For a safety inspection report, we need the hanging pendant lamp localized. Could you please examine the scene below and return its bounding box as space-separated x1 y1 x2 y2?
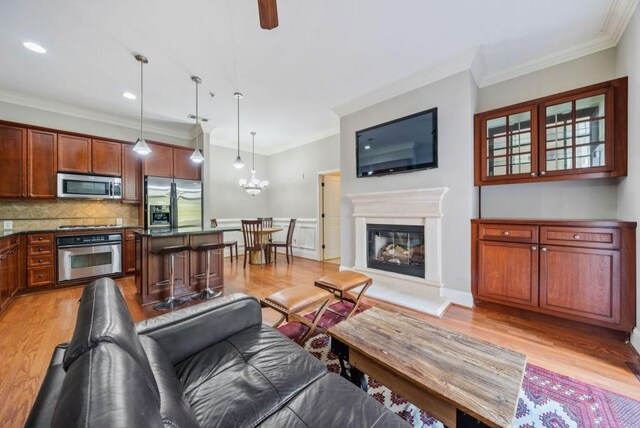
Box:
233 92 245 169
239 132 268 196
133 54 151 155
189 75 204 163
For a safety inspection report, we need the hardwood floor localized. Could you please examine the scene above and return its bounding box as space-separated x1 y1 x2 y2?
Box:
0 256 638 427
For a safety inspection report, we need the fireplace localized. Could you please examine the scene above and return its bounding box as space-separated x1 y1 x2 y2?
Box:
367 224 425 278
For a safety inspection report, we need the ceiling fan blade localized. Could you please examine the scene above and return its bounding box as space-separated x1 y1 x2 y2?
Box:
258 0 278 30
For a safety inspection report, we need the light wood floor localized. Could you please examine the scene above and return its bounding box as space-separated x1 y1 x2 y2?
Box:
0 256 638 427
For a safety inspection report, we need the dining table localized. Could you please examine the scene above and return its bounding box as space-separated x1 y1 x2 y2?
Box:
249 226 283 264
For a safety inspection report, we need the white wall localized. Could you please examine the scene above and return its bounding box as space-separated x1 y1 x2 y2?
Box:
477 48 620 219
340 71 478 301
616 6 640 347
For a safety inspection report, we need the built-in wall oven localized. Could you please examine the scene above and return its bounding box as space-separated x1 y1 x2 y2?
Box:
57 233 122 282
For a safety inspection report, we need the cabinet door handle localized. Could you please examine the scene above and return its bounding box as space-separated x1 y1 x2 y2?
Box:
541 247 548 252
530 172 536 177
38 258 43 263
502 231 510 236
573 234 581 240
540 171 546 175
38 236 43 241
38 274 43 279
531 246 537 251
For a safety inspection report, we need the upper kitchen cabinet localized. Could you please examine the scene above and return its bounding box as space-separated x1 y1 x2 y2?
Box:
58 134 91 174
143 142 173 178
91 139 122 176
122 143 141 203
173 147 202 180
28 130 57 199
0 124 27 198
474 77 627 186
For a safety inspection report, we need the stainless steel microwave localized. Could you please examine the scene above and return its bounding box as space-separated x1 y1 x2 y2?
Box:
57 173 122 199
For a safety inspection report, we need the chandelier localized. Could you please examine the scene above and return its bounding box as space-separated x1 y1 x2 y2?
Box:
239 132 268 196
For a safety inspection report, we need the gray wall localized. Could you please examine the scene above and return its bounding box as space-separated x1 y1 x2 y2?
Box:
267 134 340 218
340 71 478 296
616 7 640 333
477 48 620 219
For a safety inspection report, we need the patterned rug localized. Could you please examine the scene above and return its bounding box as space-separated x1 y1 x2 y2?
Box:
277 302 640 428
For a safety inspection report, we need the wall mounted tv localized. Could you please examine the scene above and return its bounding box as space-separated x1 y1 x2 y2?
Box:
356 107 437 178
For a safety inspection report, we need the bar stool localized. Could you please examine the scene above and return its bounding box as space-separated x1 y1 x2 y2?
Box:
192 242 225 300
153 245 190 311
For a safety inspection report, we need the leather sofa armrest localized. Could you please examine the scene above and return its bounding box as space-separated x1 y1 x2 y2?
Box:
135 293 262 364
24 344 68 428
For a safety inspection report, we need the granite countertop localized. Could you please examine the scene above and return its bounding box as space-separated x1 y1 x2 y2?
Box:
0 225 144 239
135 226 240 237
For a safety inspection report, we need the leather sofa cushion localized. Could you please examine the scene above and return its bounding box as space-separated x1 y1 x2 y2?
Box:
175 324 327 427
52 342 164 428
258 372 406 428
62 278 159 402
140 336 200 428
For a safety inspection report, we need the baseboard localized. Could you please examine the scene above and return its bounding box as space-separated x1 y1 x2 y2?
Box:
631 327 640 355
440 288 474 308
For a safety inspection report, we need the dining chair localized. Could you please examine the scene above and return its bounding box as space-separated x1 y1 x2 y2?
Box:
269 218 296 264
210 219 238 262
241 219 268 268
258 217 273 228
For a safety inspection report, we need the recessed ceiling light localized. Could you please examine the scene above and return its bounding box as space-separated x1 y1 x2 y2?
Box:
23 41 46 54
122 92 136 100
364 145 371 150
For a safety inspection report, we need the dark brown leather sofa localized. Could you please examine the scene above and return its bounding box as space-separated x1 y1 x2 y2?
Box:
25 278 405 427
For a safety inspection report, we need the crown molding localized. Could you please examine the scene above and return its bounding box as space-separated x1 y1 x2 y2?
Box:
0 88 190 140
602 0 639 43
332 49 477 118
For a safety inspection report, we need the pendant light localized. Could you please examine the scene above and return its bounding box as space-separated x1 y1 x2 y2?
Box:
233 92 245 169
133 54 151 155
189 75 204 163
239 132 269 196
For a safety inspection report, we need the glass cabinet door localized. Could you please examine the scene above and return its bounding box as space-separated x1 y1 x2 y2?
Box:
482 106 537 181
541 88 613 176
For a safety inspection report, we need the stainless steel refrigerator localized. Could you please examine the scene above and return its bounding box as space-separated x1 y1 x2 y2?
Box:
144 176 202 229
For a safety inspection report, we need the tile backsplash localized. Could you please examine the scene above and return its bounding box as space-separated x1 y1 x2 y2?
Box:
0 200 140 230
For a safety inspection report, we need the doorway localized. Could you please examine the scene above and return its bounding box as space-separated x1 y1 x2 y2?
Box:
320 172 341 263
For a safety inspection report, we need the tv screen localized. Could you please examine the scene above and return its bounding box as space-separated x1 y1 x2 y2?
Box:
356 108 437 177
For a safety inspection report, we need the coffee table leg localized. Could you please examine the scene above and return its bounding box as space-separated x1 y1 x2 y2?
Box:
456 409 490 428
350 366 368 392
330 337 368 392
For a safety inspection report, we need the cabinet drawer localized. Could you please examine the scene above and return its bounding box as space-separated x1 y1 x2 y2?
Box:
27 254 54 267
28 243 53 256
28 233 54 245
27 266 55 287
479 224 538 243
540 226 620 250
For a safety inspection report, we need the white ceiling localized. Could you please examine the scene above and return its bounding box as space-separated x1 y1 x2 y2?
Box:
0 0 635 154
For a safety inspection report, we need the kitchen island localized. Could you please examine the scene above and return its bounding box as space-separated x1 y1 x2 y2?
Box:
135 226 240 306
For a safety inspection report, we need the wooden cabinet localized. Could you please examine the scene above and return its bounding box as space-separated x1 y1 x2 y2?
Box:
122 144 141 203
0 124 27 198
474 77 627 186
472 219 636 331
91 139 122 176
26 233 55 287
173 147 202 180
0 236 21 311
124 228 141 274
58 134 91 173
143 143 174 178
28 130 58 198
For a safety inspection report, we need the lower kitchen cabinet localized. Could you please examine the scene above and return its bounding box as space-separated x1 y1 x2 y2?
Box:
124 228 142 274
472 219 636 332
0 235 22 311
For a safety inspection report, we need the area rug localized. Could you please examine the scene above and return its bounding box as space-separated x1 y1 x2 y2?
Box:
277 302 640 428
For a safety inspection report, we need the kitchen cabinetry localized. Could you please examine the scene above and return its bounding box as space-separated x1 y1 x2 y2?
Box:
143 143 174 178
0 124 27 198
28 130 58 198
471 219 636 331
173 147 202 180
26 233 55 288
58 134 91 173
124 228 142 274
91 139 122 176
0 235 21 311
122 144 141 203
474 77 627 186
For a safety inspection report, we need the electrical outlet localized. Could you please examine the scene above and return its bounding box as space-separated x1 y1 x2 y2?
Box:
116 218 123 225
3 220 13 229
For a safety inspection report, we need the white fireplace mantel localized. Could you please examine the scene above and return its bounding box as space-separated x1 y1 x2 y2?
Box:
346 187 450 316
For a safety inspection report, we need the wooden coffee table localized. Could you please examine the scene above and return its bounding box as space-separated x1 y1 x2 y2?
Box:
327 307 527 428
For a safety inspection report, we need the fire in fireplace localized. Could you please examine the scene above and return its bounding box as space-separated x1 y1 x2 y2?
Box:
367 224 425 278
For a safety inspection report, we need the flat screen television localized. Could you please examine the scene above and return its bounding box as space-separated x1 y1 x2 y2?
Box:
356 107 437 177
